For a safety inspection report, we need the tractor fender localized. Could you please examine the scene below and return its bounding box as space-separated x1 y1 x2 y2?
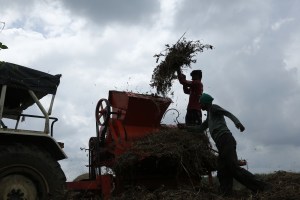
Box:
0 130 67 161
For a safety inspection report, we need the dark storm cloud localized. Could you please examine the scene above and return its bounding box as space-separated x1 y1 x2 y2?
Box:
173 0 263 32
220 16 300 146
173 0 300 39
60 0 160 26
170 0 300 149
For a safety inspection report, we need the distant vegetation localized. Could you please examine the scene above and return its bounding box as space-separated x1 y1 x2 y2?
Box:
0 42 8 50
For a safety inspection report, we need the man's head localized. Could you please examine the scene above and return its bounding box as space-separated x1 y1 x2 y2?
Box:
190 70 202 80
199 93 214 110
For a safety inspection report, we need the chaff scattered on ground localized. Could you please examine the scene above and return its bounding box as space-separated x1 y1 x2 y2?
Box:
150 37 213 96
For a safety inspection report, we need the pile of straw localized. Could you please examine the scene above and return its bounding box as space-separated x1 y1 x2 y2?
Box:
113 127 217 181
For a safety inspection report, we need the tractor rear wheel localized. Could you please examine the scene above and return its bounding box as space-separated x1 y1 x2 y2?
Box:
0 144 66 200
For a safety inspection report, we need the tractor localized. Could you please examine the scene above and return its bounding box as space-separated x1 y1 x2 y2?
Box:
0 62 66 199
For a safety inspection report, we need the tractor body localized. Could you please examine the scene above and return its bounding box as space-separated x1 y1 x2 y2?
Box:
0 62 66 199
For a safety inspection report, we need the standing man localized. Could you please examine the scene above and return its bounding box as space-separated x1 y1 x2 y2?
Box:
191 93 271 196
178 70 203 125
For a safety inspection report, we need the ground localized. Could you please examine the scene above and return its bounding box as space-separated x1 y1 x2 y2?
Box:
111 171 300 200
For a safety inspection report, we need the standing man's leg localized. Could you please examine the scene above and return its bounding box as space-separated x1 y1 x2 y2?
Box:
185 109 193 125
232 166 266 193
195 110 202 125
216 134 235 196
220 133 267 193
217 160 234 196
185 109 202 125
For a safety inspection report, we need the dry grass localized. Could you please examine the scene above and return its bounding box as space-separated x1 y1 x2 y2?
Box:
112 171 300 200
113 127 217 179
150 37 213 96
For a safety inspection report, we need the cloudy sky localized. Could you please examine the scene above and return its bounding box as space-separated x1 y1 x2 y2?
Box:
1 0 300 181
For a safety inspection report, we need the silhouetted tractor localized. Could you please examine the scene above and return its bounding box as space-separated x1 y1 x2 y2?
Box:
0 62 66 199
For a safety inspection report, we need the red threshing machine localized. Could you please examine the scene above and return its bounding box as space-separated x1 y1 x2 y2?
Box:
66 90 174 199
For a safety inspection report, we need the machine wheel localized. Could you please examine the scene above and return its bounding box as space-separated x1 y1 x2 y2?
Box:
0 144 66 200
95 98 111 126
95 98 111 143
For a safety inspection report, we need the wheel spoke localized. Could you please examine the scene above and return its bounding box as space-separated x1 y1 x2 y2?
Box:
95 99 111 126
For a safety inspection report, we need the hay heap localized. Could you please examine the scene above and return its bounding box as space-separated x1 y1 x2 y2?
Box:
255 171 300 200
150 37 213 96
113 127 217 183
112 171 300 200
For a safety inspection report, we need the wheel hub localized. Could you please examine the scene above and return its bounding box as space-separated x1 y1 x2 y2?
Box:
0 175 38 200
7 188 25 200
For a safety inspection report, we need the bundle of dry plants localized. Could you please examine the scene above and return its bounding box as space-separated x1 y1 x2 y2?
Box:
150 37 213 96
113 127 217 180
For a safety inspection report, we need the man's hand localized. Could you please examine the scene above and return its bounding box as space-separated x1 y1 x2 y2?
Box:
236 123 245 132
178 73 186 80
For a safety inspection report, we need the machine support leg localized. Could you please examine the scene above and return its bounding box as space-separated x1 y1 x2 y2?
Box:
208 171 213 185
101 175 113 200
